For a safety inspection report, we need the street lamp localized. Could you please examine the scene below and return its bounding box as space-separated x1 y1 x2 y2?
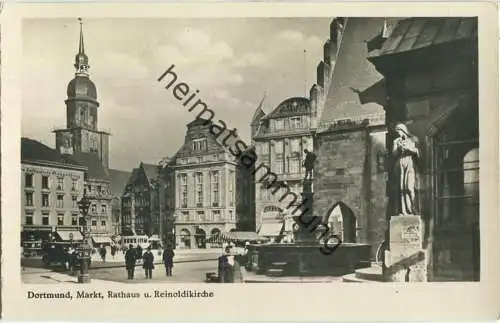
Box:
77 189 92 283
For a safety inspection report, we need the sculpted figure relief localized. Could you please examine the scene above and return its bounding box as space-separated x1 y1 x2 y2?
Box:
392 123 420 216
303 149 316 180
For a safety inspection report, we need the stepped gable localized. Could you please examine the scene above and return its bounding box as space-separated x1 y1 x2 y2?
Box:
317 18 395 133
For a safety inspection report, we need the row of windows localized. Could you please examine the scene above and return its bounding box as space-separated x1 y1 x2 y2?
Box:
24 191 108 213
257 138 312 156
24 174 79 191
179 171 232 207
272 116 310 131
24 211 106 227
178 154 225 165
192 138 208 151
178 209 234 222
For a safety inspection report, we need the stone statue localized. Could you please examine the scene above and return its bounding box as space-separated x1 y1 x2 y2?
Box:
392 123 419 215
303 149 316 180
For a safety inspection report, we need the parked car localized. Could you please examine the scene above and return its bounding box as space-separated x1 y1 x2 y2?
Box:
41 242 91 269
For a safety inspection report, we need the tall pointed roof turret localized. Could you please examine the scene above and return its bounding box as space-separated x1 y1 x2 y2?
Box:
251 92 267 123
67 17 97 101
74 17 90 76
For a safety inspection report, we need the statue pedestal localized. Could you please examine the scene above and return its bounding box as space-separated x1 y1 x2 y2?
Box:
384 215 428 282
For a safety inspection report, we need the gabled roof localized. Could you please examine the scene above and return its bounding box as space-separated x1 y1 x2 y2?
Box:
21 137 83 168
73 152 110 181
378 17 477 56
141 162 159 184
317 18 389 133
126 168 141 186
251 94 267 124
108 169 131 197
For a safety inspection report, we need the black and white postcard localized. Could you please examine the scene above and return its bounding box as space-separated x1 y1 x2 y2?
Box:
1 1 499 321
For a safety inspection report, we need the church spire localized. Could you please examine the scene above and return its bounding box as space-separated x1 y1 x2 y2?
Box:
74 17 90 76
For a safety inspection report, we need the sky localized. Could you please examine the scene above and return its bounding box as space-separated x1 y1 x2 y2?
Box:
22 18 331 171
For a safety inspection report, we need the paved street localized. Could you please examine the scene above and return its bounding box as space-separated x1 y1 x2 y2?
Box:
90 259 220 283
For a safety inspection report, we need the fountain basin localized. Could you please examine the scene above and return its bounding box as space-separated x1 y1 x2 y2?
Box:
247 243 372 277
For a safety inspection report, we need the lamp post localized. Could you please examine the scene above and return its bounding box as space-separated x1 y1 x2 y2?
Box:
77 189 92 283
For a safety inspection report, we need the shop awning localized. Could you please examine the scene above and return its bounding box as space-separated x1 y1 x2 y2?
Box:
258 222 284 237
54 230 84 241
207 231 269 243
92 236 113 245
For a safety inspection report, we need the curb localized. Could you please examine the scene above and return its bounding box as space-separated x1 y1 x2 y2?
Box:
88 257 219 270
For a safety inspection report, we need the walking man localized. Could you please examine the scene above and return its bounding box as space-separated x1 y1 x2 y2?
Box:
162 244 175 276
124 244 136 280
142 246 155 279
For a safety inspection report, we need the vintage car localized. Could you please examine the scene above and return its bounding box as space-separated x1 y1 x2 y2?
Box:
41 242 91 269
22 239 43 257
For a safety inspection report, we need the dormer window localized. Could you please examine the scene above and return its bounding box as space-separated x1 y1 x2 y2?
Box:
192 138 207 151
290 116 302 129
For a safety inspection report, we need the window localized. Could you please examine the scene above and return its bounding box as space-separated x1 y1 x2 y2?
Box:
57 214 64 226
56 195 64 208
197 156 203 164
72 196 78 208
42 176 49 189
211 171 220 206
42 212 49 225
91 220 97 227
192 138 207 151
197 211 205 221
261 142 269 155
288 158 300 174
229 171 235 206
97 185 102 193
195 172 204 206
71 179 77 191
25 192 33 206
180 174 188 207
72 215 78 226
57 177 64 190
42 193 49 207
101 220 106 226
274 140 284 156
290 138 301 153
25 212 34 225
91 204 97 214
181 211 189 221
273 160 283 174
25 174 33 188
101 204 107 214
229 210 234 220
274 119 284 130
213 210 221 220
290 116 302 129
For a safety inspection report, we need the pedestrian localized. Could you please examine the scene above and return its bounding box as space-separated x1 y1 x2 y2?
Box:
142 246 155 279
218 246 234 283
110 244 117 260
124 244 136 280
162 244 175 276
99 244 107 262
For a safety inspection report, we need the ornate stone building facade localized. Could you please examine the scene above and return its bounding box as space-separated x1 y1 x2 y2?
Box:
171 119 253 249
21 138 87 243
121 162 162 236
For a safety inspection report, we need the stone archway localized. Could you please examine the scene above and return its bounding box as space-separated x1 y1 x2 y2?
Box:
326 202 357 243
179 229 191 249
195 227 207 249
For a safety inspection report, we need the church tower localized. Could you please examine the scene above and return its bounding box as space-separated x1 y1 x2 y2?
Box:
54 18 110 169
